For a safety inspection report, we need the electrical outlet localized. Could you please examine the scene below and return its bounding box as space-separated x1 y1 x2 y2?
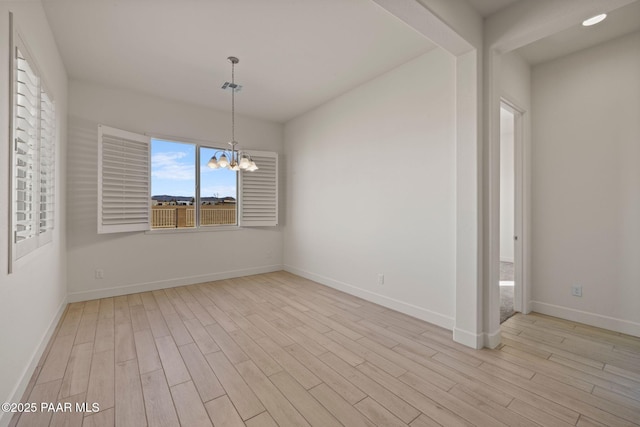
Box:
95 269 104 279
377 273 384 285
571 285 582 297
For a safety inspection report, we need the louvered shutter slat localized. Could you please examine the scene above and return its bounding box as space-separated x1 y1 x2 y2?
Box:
14 49 38 247
98 125 151 233
39 90 55 233
240 151 278 227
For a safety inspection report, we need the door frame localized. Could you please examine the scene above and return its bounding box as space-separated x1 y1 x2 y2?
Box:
500 98 525 314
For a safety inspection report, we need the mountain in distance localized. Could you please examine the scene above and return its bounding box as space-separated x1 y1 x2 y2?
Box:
152 195 191 202
152 195 235 203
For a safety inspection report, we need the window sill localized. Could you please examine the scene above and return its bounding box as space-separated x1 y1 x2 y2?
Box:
144 225 242 235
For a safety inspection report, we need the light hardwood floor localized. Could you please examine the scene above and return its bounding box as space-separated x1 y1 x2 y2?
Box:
11 271 640 426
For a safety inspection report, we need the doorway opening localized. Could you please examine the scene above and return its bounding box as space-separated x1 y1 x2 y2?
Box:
499 101 522 323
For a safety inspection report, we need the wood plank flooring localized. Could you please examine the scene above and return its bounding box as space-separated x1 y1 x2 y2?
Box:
11 271 640 426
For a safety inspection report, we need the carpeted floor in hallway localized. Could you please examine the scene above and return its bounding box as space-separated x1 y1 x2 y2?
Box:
500 261 515 323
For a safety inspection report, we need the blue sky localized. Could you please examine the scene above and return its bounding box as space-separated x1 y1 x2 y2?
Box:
151 139 237 198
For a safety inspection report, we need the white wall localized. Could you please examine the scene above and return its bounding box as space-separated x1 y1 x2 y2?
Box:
66 80 284 301
0 3 68 425
372 0 483 347
501 52 531 107
499 107 514 263
531 31 640 336
284 49 457 329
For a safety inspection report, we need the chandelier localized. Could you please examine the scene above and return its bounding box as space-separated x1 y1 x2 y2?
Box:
207 56 258 172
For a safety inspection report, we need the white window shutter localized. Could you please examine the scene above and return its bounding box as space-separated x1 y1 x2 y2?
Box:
98 125 150 234
39 89 55 240
239 151 278 227
14 47 39 257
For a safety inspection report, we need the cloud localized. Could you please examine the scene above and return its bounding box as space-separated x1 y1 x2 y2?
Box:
201 185 237 198
152 152 194 180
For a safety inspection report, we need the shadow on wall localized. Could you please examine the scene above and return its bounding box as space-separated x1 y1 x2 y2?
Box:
67 116 125 249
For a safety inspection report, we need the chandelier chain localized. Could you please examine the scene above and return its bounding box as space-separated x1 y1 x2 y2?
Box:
231 59 235 143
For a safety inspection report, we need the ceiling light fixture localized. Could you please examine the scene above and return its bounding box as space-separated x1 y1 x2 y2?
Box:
207 56 258 172
582 13 607 26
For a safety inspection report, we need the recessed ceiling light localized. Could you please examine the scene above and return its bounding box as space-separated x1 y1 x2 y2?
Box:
582 14 607 26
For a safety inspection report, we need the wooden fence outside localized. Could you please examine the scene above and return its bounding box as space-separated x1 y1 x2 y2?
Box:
151 206 236 228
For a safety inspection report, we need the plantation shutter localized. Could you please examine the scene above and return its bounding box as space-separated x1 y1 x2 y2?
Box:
239 151 278 227
98 125 150 234
39 89 55 240
14 47 39 256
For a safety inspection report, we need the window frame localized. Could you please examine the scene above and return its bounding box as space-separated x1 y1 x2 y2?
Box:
9 23 56 272
148 135 241 232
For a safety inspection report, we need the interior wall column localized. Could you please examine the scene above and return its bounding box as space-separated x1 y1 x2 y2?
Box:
483 47 502 348
453 49 484 349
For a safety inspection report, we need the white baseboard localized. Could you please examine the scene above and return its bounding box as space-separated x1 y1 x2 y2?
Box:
531 301 640 338
284 265 455 331
68 264 283 302
0 297 68 427
453 327 483 349
484 328 502 349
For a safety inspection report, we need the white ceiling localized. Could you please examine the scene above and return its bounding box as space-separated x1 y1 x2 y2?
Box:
465 0 520 17
516 0 640 65
42 0 436 123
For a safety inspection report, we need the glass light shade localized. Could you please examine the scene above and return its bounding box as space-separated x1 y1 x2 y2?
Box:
207 156 220 169
218 153 229 168
238 155 250 170
230 164 240 171
247 161 258 172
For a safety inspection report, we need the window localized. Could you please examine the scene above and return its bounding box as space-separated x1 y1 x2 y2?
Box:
198 146 238 227
151 140 196 229
98 127 278 233
10 33 56 264
150 139 238 229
